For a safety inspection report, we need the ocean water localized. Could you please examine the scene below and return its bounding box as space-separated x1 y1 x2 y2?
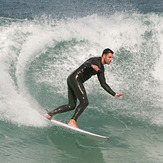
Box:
0 0 163 162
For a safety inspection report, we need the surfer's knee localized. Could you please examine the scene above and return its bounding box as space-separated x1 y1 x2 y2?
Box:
81 99 89 108
67 103 76 111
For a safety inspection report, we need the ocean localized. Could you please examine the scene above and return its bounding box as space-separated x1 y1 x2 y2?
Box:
0 0 163 162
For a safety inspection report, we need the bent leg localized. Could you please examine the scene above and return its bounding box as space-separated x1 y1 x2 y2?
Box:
47 84 77 117
70 80 89 121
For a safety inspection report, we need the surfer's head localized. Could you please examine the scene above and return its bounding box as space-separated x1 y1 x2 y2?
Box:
102 48 114 56
101 48 114 65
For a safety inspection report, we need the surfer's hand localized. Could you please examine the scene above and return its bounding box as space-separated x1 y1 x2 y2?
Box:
91 65 100 71
114 93 124 98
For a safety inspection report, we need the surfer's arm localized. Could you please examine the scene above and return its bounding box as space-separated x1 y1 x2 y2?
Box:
91 65 100 71
84 62 100 71
84 58 100 70
97 72 116 96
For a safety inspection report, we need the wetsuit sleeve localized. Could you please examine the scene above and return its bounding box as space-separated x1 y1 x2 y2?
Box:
84 57 101 68
97 72 116 96
84 60 92 67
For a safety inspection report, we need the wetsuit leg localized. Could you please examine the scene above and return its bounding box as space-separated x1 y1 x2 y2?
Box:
48 76 88 121
48 83 77 117
69 79 89 121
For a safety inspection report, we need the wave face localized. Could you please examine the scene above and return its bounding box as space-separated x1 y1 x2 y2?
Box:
0 1 163 162
0 13 163 127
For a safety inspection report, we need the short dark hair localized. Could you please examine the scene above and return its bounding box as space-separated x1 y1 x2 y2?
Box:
102 48 114 55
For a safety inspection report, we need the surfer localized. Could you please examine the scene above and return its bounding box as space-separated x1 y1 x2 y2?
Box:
44 48 124 128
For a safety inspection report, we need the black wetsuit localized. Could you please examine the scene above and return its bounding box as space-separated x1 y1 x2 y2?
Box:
48 57 116 121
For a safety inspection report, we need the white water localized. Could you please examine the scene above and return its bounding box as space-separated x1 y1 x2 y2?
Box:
0 12 163 127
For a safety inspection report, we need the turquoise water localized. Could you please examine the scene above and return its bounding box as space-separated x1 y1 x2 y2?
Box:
0 0 163 162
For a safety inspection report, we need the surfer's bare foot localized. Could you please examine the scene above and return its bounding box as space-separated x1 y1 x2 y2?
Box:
44 113 52 120
68 119 78 128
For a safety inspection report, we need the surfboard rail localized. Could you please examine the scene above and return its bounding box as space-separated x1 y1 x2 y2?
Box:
51 119 109 140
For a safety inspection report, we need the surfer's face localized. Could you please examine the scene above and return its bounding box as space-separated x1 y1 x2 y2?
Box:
104 53 113 65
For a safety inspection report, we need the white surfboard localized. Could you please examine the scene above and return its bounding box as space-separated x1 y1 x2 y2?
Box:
51 119 109 140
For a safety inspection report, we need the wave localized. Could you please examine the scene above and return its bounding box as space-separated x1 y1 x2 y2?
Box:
0 12 163 127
